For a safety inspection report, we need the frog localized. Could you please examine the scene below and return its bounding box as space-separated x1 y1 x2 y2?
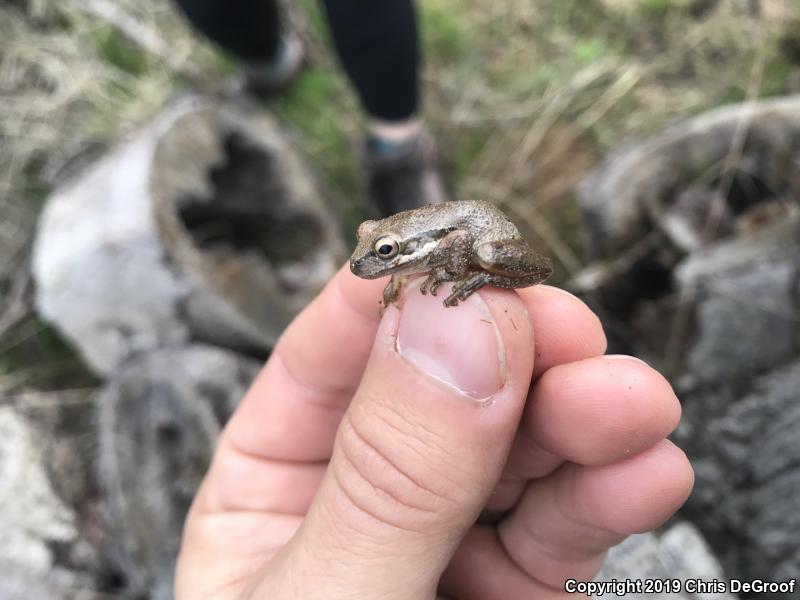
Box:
349 200 553 307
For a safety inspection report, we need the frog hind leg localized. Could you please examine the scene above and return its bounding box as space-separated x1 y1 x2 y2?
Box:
443 239 552 307
477 238 553 286
443 271 491 307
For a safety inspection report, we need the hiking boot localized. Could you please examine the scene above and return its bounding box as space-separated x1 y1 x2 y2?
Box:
361 127 448 217
240 31 305 100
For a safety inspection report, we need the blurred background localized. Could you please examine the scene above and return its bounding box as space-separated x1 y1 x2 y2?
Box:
3 0 800 390
1 0 799 598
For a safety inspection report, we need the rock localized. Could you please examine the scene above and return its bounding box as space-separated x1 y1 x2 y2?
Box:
675 217 799 386
33 95 347 376
95 344 261 599
597 522 734 600
574 95 800 596
677 359 800 593
0 406 100 598
0 563 94 600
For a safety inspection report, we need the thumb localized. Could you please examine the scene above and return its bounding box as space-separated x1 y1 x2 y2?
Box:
264 280 535 599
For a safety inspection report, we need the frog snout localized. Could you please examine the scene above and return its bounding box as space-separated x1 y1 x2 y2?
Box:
350 256 363 273
350 256 383 279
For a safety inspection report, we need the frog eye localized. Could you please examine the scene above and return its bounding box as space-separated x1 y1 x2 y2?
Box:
374 236 399 259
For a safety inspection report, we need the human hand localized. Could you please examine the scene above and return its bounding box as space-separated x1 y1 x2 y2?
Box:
175 266 693 599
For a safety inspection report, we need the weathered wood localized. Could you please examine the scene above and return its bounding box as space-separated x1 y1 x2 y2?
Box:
578 95 800 258
95 344 261 599
33 95 346 375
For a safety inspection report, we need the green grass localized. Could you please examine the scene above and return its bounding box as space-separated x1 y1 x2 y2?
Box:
762 33 795 98
272 67 361 234
294 0 331 42
0 317 96 393
91 25 149 76
574 38 610 63
636 0 675 18
420 1 476 63
274 69 349 145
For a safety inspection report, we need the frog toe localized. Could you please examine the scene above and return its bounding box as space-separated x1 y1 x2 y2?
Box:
443 296 458 307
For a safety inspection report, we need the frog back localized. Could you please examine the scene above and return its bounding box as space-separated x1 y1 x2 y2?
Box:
451 200 521 241
384 200 519 241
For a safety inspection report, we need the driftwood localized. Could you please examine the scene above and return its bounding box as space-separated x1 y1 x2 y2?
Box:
33 95 346 375
578 95 800 259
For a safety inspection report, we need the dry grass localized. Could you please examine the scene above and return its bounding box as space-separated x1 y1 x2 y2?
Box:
1 0 799 391
0 0 219 394
421 0 799 277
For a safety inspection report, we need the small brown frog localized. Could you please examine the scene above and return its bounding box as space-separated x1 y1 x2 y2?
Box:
350 200 553 307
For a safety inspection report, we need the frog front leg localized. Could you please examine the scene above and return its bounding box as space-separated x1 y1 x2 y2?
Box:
419 230 473 296
383 274 409 307
444 238 552 307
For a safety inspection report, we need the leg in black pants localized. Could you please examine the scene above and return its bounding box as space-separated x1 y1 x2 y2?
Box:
174 0 419 123
319 0 419 122
172 0 445 213
173 0 281 61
